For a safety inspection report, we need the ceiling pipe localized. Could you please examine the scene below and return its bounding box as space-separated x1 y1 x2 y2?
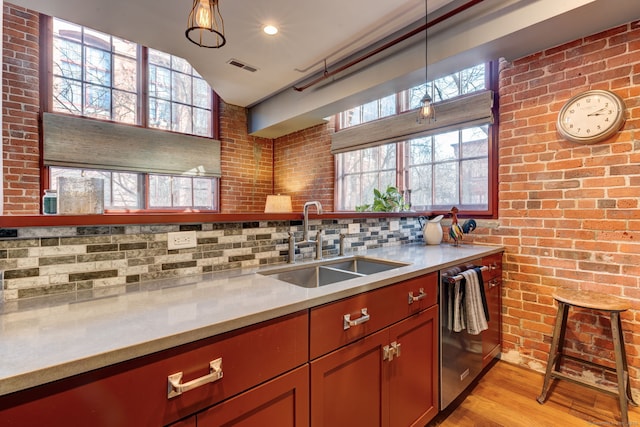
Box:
292 0 485 92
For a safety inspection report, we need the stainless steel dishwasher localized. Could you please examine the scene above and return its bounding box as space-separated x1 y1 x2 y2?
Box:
439 259 489 409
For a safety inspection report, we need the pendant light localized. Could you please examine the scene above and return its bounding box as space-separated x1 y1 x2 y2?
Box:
186 0 226 48
417 0 435 123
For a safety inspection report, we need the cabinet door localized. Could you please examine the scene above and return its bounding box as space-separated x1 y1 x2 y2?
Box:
198 365 309 427
388 305 439 427
310 328 389 427
482 277 502 367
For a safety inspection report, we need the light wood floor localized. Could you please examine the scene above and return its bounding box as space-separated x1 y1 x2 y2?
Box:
430 360 640 427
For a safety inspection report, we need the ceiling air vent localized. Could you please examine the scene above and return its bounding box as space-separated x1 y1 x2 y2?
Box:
227 59 258 73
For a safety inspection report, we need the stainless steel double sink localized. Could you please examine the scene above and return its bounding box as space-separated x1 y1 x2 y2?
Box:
258 256 409 288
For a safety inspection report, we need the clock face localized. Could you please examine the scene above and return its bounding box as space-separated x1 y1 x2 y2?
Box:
557 90 625 144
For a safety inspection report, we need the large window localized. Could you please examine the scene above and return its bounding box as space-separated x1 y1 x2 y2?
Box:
48 18 219 212
335 63 496 215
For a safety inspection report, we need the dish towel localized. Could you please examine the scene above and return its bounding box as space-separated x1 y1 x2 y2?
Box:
460 268 489 335
444 267 464 332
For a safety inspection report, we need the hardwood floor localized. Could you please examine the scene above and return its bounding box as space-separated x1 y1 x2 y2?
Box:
430 360 640 427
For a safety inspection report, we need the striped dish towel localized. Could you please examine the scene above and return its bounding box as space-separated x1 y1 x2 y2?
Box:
461 269 488 335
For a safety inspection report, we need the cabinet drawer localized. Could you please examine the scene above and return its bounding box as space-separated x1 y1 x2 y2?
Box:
0 311 309 427
310 273 437 359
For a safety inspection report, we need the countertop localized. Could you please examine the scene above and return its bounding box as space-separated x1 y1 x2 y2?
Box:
0 243 503 397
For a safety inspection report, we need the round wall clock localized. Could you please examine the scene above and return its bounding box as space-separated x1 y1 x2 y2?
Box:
557 89 626 144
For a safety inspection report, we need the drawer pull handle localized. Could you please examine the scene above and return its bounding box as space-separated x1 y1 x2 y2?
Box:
343 308 370 330
167 357 223 399
408 288 427 304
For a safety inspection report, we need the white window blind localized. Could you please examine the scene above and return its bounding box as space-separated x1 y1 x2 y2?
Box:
43 113 221 177
331 90 494 154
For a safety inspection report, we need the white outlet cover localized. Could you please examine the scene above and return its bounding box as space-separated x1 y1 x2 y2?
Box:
348 223 360 234
390 221 400 231
167 230 197 250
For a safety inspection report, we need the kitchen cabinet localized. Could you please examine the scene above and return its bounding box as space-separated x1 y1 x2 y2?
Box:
310 274 438 426
481 253 503 367
198 365 309 427
0 311 308 427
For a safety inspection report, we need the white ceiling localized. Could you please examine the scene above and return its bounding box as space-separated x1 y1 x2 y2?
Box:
6 0 640 137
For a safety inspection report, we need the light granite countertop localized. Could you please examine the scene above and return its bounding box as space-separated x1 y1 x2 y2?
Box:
0 243 503 397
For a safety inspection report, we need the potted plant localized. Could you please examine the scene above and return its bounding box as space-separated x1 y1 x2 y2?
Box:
356 185 410 212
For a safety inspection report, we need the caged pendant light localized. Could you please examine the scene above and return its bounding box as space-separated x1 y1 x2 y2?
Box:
186 0 226 48
417 0 435 123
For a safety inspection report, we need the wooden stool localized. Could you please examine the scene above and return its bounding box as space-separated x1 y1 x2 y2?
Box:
537 289 637 425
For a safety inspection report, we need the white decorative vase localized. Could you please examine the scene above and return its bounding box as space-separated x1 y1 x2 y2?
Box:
423 215 444 245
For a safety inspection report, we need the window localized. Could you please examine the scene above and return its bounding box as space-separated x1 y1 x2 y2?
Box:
148 50 212 137
336 145 397 210
406 126 489 210
335 63 496 216
52 19 139 124
48 17 219 212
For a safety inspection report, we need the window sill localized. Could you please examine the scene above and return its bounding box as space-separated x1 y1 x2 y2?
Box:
0 211 428 228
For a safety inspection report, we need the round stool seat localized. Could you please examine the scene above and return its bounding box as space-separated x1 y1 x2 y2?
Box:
553 288 630 312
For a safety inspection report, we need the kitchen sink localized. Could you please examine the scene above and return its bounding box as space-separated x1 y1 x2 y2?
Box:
258 256 409 288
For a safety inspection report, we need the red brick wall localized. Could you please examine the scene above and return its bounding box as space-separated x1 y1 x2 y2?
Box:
273 120 335 212
466 21 640 387
218 102 273 213
2 5 40 214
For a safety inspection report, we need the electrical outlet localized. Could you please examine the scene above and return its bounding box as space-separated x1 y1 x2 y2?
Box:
167 231 197 250
348 223 360 234
390 220 400 231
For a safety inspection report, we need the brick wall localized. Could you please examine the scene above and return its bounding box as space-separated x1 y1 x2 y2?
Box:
2 5 40 214
219 102 273 213
274 120 335 211
465 21 640 389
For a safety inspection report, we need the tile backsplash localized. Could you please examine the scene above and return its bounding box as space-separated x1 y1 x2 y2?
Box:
0 217 423 303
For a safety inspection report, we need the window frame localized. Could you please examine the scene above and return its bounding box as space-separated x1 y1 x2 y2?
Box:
40 15 221 213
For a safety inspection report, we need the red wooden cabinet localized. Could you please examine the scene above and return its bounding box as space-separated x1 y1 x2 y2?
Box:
198 365 309 427
310 272 437 359
0 311 308 427
388 306 439 426
481 252 503 367
310 274 439 427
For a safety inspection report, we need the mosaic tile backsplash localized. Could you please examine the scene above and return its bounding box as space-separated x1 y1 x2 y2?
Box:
0 217 423 302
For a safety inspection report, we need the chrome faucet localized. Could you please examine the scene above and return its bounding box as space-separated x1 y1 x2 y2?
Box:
288 231 296 263
303 201 323 242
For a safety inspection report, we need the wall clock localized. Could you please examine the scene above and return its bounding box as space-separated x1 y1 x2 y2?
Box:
557 89 626 144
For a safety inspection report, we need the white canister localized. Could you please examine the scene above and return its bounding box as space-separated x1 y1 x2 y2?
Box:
423 215 444 245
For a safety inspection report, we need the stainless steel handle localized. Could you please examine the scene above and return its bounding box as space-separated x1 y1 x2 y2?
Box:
383 341 401 361
167 357 223 398
392 341 401 358
343 308 370 330
408 288 427 304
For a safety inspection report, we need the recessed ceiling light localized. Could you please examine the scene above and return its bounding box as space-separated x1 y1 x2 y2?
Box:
263 25 278 36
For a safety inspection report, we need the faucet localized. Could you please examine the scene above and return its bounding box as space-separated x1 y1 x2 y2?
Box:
288 231 296 263
315 229 323 260
303 201 323 242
